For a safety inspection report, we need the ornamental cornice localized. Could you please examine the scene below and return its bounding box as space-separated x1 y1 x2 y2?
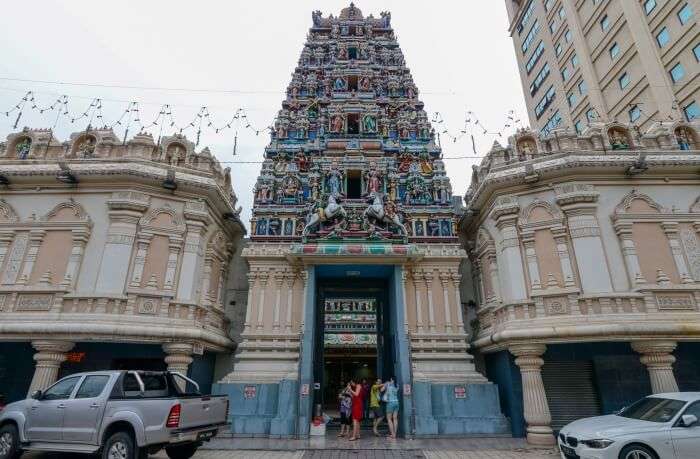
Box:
553 183 599 206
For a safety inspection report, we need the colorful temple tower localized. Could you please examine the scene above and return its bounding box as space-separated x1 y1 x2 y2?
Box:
216 4 509 438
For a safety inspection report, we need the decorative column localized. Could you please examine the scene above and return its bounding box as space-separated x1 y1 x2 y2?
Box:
615 222 645 285
256 272 269 330
285 272 295 332
243 272 257 333
486 254 502 302
163 238 182 291
552 231 576 288
424 270 437 333
522 236 542 290
63 230 89 288
662 222 693 283
18 230 45 284
129 236 152 287
439 272 453 333
412 269 425 333
510 344 555 446
176 220 207 301
272 271 284 331
450 270 465 332
163 343 194 391
492 197 528 301
0 232 14 274
28 340 75 395
631 340 679 394
199 257 213 303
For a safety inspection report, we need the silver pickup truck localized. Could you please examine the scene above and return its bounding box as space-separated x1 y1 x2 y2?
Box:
0 370 228 459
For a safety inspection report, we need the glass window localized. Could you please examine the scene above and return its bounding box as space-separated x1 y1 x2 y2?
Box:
522 19 541 53
610 42 621 58
530 62 551 96
571 54 579 67
517 0 536 35
578 80 588 95
684 101 699 121
629 105 641 122
549 21 558 34
42 377 81 400
657 28 670 47
526 41 546 74
670 63 685 82
541 110 562 136
683 402 700 419
693 43 700 61
556 42 563 56
619 397 686 423
645 0 657 15
587 108 597 122
565 30 572 42
601 15 610 32
619 72 631 89
75 375 110 399
561 66 571 81
559 7 566 19
678 3 693 25
535 86 556 119
575 120 583 134
545 0 555 12
567 91 578 107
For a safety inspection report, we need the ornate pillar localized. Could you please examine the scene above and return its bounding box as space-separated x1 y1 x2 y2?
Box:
412 270 425 333
522 236 542 290
28 340 75 395
510 344 555 446
129 236 152 287
631 340 679 394
163 237 182 291
614 222 645 285
486 254 502 302
243 272 257 333
256 272 269 330
439 272 453 333
163 343 194 391
199 257 213 303
176 221 207 301
273 271 284 331
18 230 45 284
0 232 15 274
424 270 437 333
285 272 295 332
552 230 576 287
450 270 465 331
662 222 693 283
63 230 89 288
1 232 27 285
493 197 528 301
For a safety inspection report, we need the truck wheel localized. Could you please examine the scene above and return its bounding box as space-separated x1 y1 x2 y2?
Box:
165 444 198 459
0 424 22 459
102 431 136 459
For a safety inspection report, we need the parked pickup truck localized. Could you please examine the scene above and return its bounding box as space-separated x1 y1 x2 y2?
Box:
0 370 229 459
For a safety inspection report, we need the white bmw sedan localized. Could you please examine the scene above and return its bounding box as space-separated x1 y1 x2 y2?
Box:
558 392 700 459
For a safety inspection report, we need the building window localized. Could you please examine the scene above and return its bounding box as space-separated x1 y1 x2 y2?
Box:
545 0 555 12
530 62 551 96
575 120 583 133
571 54 579 67
619 72 631 89
565 30 572 42
549 21 558 34
629 105 642 122
535 86 556 119
645 0 657 15
670 63 685 82
610 42 621 59
587 108 597 122
541 110 562 136
526 41 546 73
694 43 700 61
561 66 571 81
517 0 536 35
684 101 699 120
559 7 566 19
522 19 541 53
656 27 670 47
678 3 693 25
555 42 563 56
567 91 578 107
578 80 588 95
601 15 610 32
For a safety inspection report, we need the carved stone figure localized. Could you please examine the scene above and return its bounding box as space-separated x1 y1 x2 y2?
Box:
363 114 377 133
327 161 344 195
77 137 96 158
15 138 31 159
363 192 407 236
610 129 630 150
419 150 433 174
676 127 693 150
365 161 383 194
334 77 347 91
302 193 347 236
331 114 344 133
359 76 372 92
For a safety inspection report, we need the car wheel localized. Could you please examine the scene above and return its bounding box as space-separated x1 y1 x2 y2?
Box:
0 424 21 459
619 444 658 459
165 443 198 459
102 431 136 459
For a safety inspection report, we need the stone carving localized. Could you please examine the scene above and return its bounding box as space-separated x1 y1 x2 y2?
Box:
655 293 695 310
302 193 347 236
16 294 54 311
681 228 700 281
15 138 31 159
138 297 158 314
1 233 28 284
544 297 569 315
363 192 407 236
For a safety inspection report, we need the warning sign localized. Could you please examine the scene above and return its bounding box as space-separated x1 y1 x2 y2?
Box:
454 386 467 399
244 385 257 399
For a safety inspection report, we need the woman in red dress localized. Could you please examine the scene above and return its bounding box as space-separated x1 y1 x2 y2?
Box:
349 380 364 441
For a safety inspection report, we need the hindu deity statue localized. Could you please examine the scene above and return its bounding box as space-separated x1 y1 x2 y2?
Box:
282 175 301 200
363 114 377 133
676 127 693 150
610 129 630 150
331 114 344 133
327 161 344 195
77 137 96 158
365 161 383 194
419 150 433 174
398 151 413 173
275 117 289 139
359 75 372 92
314 47 326 66
398 118 411 139
15 138 31 159
334 76 347 91
295 152 310 172
337 43 348 60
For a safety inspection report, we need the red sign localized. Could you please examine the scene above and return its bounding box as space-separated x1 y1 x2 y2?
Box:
244 386 257 399
301 384 310 396
65 352 86 363
454 386 467 399
403 384 411 396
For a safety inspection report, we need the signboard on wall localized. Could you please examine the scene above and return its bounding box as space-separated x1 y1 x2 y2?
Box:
244 385 257 399
454 386 467 399
301 383 310 396
403 384 412 396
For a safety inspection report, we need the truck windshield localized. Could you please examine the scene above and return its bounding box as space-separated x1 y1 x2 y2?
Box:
618 397 686 423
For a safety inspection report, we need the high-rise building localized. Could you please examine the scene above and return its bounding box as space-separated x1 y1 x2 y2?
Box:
505 0 699 135
215 4 509 438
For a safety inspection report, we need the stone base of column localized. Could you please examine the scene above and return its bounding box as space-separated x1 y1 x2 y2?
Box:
526 426 556 446
28 340 75 395
631 340 679 394
163 343 193 391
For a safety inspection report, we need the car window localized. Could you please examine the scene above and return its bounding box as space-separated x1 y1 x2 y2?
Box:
619 397 686 423
42 376 81 400
75 375 110 399
682 401 700 420
141 374 167 390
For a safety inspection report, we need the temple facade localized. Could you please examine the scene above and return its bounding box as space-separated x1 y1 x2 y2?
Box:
460 120 700 445
213 4 509 438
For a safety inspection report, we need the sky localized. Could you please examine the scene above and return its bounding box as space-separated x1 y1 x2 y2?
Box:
0 0 527 229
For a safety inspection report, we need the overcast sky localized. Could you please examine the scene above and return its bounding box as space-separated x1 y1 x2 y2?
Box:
0 1 527 229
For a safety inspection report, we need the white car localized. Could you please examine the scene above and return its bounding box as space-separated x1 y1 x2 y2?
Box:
558 392 700 459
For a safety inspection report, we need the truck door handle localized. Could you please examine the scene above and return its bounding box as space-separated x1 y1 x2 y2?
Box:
57 404 65 409
90 403 100 409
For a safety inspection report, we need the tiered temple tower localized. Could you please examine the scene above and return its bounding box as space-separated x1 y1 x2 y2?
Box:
216 4 509 438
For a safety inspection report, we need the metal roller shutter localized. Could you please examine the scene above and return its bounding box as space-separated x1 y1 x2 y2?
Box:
541 360 602 430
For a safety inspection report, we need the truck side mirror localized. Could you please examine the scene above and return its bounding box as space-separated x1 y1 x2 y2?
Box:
681 414 698 428
30 390 42 400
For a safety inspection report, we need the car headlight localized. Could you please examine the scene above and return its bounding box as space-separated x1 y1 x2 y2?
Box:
581 439 614 449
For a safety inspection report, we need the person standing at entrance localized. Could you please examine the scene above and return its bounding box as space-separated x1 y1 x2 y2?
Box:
383 377 399 439
370 378 385 436
338 382 352 438
348 380 364 441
